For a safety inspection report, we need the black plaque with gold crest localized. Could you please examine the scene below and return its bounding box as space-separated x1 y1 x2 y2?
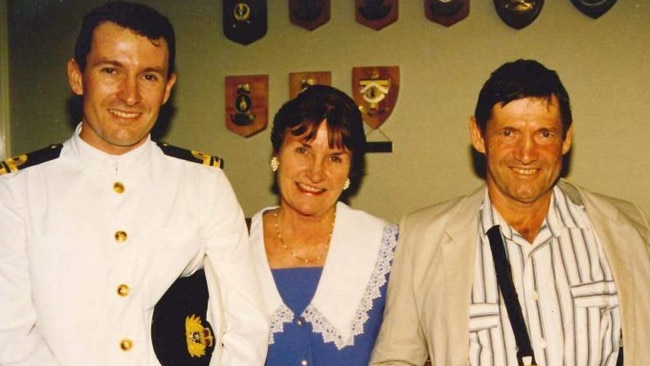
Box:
493 0 544 30
223 0 267 45
425 0 469 27
570 0 617 19
356 0 398 31
289 0 331 31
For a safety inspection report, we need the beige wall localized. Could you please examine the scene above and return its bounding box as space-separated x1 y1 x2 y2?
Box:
8 1 650 222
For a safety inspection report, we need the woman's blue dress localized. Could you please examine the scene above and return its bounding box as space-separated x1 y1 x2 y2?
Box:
265 267 388 366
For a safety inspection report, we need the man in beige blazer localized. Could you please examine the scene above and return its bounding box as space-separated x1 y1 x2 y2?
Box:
371 60 650 366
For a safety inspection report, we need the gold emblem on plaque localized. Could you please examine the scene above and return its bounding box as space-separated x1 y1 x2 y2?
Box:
289 71 331 98
233 3 251 21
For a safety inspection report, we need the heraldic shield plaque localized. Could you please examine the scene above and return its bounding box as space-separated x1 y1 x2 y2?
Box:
223 0 268 45
425 0 470 27
289 0 331 31
225 75 269 137
289 71 332 99
493 0 544 30
356 0 398 31
570 0 617 19
352 66 399 130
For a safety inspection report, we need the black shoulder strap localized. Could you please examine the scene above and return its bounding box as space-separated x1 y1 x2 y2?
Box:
157 142 224 169
0 144 63 176
486 225 537 366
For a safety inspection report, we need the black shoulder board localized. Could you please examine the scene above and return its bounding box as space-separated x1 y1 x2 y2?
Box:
0 144 63 176
152 269 215 366
157 142 224 169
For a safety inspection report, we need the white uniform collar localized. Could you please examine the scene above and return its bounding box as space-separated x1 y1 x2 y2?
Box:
69 122 153 177
251 201 392 349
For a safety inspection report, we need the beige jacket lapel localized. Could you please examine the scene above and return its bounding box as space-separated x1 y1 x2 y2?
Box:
567 181 650 366
434 188 484 365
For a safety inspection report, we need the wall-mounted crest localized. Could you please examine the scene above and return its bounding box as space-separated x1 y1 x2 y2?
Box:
352 66 399 129
356 0 398 31
493 0 544 30
425 0 469 27
289 71 332 99
223 0 268 45
289 0 331 31
570 0 617 19
225 75 268 137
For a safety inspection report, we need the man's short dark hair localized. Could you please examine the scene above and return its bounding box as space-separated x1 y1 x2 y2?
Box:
74 1 176 77
474 59 573 137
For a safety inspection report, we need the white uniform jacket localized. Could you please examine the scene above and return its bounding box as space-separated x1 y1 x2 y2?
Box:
0 128 268 365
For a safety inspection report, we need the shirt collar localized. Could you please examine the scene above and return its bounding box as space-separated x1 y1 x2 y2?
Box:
479 186 585 245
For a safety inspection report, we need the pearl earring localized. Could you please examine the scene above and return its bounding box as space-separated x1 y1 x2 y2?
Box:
343 178 350 190
271 157 279 172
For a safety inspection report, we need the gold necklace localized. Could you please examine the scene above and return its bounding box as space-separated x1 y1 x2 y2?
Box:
273 209 336 264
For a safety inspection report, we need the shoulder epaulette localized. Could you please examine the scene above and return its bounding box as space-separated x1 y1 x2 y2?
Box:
0 144 63 176
157 142 224 169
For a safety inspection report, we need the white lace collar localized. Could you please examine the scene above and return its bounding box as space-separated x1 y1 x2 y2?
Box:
250 202 397 349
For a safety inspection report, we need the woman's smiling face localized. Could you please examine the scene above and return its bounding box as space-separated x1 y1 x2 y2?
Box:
276 121 351 219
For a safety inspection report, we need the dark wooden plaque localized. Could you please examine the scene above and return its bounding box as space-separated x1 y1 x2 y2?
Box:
225 75 268 137
352 66 399 129
355 0 398 31
493 0 544 30
570 0 617 19
289 0 331 30
289 71 332 99
425 0 469 27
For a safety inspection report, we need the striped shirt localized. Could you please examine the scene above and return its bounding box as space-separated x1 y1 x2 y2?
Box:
469 186 621 366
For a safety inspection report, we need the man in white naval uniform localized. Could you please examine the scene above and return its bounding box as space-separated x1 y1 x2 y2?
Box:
0 2 268 365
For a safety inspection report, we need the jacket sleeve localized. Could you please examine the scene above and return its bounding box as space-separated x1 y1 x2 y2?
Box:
0 178 61 365
370 215 430 366
202 171 269 365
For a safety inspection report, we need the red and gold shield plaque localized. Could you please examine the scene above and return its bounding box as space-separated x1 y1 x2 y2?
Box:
289 0 331 31
355 0 398 31
493 0 544 30
352 66 399 129
223 0 268 45
425 0 469 27
570 0 617 19
225 75 268 138
289 71 331 99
